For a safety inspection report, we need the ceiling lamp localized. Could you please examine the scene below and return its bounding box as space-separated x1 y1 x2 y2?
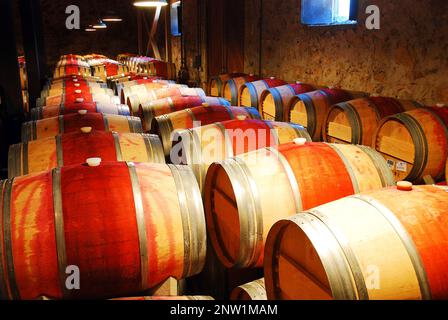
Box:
85 25 97 32
103 12 123 22
93 20 107 29
133 0 168 7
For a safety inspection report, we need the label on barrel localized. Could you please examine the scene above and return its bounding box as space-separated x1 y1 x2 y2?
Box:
396 161 407 172
387 160 395 169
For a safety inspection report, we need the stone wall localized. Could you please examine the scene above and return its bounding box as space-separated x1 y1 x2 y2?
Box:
243 0 448 105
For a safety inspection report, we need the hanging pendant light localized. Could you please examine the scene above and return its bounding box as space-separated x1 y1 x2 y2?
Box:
103 11 123 22
133 0 168 7
93 19 107 29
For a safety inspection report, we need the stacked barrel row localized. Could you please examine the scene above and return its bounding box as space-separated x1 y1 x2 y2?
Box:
1 53 216 300
209 73 448 185
203 72 448 300
2 59 447 301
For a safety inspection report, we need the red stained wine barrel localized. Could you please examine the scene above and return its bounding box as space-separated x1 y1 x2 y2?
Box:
239 78 288 108
204 142 394 268
0 162 206 300
8 131 165 178
139 96 230 131
31 103 130 120
173 119 311 190
151 105 261 156
148 60 177 80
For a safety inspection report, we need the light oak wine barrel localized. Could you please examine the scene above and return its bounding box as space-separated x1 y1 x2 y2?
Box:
21 113 143 142
204 142 394 268
41 80 108 98
264 185 448 300
41 86 114 99
259 83 319 121
230 279 267 300
208 73 246 97
118 79 172 102
127 87 206 114
239 78 287 108
323 97 422 145
173 119 311 190
8 131 164 178
0 162 205 300
31 102 131 120
152 105 261 157
373 108 448 183
287 88 368 141
222 74 260 105
139 96 230 132
37 92 119 109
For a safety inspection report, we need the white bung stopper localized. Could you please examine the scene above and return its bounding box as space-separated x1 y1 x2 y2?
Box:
86 157 102 167
80 126 92 133
293 138 307 146
78 109 88 115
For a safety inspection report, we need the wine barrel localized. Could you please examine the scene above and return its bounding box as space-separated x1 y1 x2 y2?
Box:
287 88 368 141
239 78 288 108
31 102 130 120
139 96 230 132
259 83 319 121
373 108 448 183
114 296 214 300
0 162 205 300
264 184 448 300
151 105 261 157
127 87 206 114
222 74 260 105
323 97 422 145
8 131 164 178
21 113 143 142
121 81 181 106
92 63 129 81
425 104 448 126
173 119 311 190
208 73 246 97
230 279 267 300
37 92 119 109
148 60 177 80
41 80 108 98
204 142 394 268
118 79 171 102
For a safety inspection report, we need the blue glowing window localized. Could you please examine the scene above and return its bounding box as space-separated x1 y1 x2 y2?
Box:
301 0 358 26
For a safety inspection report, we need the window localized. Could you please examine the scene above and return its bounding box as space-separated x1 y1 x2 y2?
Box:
301 0 357 26
171 1 182 36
